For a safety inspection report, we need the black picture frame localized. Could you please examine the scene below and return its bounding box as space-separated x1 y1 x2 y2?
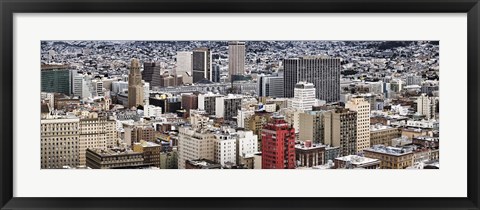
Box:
1 0 479 209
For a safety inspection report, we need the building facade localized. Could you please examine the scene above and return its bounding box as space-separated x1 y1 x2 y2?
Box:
41 118 80 169
345 97 371 153
228 41 246 80
128 59 144 108
283 56 340 102
261 116 296 169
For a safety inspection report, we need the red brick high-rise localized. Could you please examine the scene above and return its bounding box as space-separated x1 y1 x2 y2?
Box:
261 116 296 169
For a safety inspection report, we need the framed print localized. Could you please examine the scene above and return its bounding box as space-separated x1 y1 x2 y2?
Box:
1 0 479 209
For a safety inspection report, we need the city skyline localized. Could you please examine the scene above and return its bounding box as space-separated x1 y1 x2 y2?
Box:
40 40 439 169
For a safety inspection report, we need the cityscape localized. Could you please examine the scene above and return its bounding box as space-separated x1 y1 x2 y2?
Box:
40 40 439 169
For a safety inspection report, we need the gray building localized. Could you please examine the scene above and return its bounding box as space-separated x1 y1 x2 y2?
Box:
283 56 340 102
192 48 212 83
258 74 284 98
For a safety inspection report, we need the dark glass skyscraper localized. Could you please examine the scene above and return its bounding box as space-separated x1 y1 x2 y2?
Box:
283 56 341 103
192 48 212 83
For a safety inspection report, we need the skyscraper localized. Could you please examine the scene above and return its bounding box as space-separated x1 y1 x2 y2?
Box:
261 116 295 169
142 62 159 84
345 97 371 153
176 51 193 84
228 41 246 81
192 48 212 83
283 56 340 103
128 59 144 108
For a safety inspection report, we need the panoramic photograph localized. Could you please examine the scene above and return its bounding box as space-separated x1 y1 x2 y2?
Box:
40 40 439 169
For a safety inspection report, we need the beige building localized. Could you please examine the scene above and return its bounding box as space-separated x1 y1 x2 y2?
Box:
298 110 328 144
177 126 215 169
228 41 246 79
324 108 357 156
345 97 370 153
370 125 402 146
41 118 80 169
78 117 117 166
364 145 414 169
85 148 145 169
128 58 144 108
133 140 161 168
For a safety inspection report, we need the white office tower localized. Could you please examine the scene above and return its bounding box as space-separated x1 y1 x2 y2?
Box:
144 105 162 118
291 82 316 111
228 41 246 80
345 97 371 153
176 51 193 84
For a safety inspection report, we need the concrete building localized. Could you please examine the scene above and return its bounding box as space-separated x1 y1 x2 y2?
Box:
198 92 223 116
181 94 198 114
370 125 402 146
128 59 144 108
177 126 215 169
133 140 161 168
192 48 212 83
41 117 80 169
176 51 193 84
78 117 117 166
213 128 237 167
324 108 357 156
258 74 284 98
298 110 329 144
334 155 380 169
261 116 296 169
283 56 340 102
236 130 258 163
237 109 255 128
416 93 436 119
291 82 316 111
124 123 156 147
185 159 222 169
245 111 273 150
228 41 246 80
345 97 371 153
215 94 243 121
364 145 414 169
85 148 146 169
295 140 325 168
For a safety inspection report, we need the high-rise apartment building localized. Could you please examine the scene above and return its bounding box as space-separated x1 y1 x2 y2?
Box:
416 93 436 119
128 59 144 108
215 94 243 121
324 108 357 156
299 110 329 144
261 116 296 169
41 117 80 169
345 97 371 153
192 48 212 83
283 56 340 102
198 92 223 116
228 41 246 80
